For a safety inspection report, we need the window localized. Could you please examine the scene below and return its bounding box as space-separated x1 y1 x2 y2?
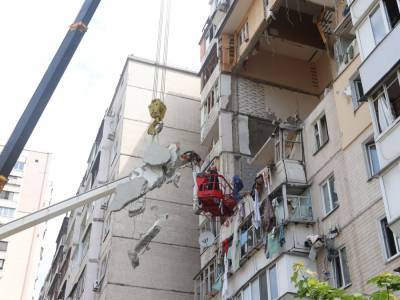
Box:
313 115 329 152
321 175 338 215
350 73 364 109
13 161 25 172
0 207 15 218
332 247 351 288
383 0 400 29
372 72 400 133
0 259 4 270
269 265 278 300
380 217 400 259
239 217 263 259
81 226 91 260
0 191 15 201
194 258 219 300
0 241 8 252
366 140 380 176
234 270 269 300
238 21 249 47
370 7 387 44
199 217 220 252
75 269 86 299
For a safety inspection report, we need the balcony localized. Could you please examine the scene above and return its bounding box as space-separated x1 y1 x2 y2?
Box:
251 126 307 195
274 195 313 224
359 23 400 95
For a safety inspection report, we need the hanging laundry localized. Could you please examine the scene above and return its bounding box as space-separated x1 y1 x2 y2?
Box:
232 175 244 202
263 198 276 233
278 224 285 246
240 230 248 246
265 231 280 259
231 214 241 272
222 253 229 300
261 167 272 195
252 189 262 230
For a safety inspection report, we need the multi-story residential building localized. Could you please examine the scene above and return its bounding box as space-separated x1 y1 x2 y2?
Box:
195 0 400 299
39 55 205 300
349 0 400 240
0 147 51 300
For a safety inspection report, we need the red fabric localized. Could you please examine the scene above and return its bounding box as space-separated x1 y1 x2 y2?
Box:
222 239 229 255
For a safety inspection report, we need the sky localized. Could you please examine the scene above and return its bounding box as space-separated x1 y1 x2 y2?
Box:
0 0 209 297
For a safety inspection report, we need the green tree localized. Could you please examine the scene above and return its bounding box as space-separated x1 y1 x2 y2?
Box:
291 263 400 300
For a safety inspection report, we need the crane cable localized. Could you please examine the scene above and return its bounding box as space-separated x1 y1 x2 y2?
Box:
148 0 171 136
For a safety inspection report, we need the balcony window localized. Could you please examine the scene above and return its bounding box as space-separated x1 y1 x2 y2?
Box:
234 269 269 300
0 206 15 218
313 115 329 152
199 217 220 252
372 71 400 133
238 21 249 47
239 217 263 259
383 0 400 29
321 175 338 215
13 161 25 172
371 7 387 44
194 258 219 300
287 195 313 222
380 217 400 259
332 247 351 288
0 191 15 201
81 226 91 260
269 265 279 300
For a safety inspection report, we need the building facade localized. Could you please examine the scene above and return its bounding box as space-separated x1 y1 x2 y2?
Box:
195 0 400 299
39 56 205 300
0 147 51 300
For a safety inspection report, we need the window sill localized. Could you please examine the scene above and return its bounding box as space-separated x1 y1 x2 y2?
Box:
353 101 365 114
312 139 329 156
341 283 352 290
375 115 400 143
385 253 400 264
321 205 339 221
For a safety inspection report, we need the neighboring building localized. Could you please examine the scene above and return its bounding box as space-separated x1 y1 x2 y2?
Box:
0 147 51 300
40 56 204 300
195 0 400 299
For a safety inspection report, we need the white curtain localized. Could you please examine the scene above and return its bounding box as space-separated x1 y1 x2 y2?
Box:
222 253 229 300
377 95 394 131
252 190 261 230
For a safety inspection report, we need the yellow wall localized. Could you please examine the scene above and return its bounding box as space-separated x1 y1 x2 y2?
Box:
236 0 265 59
332 56 373 149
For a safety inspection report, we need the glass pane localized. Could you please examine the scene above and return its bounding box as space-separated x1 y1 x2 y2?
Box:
320 116 329 144
333 255 343 288
243 285 252 300
367 143 380 175
329 177 338 208
314 123 320 150
381 218 399 257
322 183 331 214
259 271 268 299
340 248 351 286
383 0 400 28
251 278 260 300
359 18 375 57
269 265 278 300
387 76 400 119
370 7 386 44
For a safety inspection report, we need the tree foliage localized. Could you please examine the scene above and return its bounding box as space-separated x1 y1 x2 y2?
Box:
291 263 400 300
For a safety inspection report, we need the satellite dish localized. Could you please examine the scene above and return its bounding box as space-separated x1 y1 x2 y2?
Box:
198 231 215 248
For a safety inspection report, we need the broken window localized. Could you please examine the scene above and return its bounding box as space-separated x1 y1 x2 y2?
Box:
313 114 329 152
350 73 364 109
321 175 338 215
238 21 249 47
283 130 303 161
380 217 400 259
332 247 351 288
372 71 400 133
383 0 400 29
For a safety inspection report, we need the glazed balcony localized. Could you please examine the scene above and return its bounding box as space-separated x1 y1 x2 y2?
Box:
251 126 307 195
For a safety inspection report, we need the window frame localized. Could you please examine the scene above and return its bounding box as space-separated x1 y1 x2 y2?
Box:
312 114 329 153
321 174 339 215
379 216 400 260
349 72 364 110
0 258 4 270
332 246 351 289
0 241 8 252
0 206 16 218
365 139 380 177
371 70 400 136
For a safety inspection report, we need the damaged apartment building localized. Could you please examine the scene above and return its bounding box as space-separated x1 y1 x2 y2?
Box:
195 0 400 299
39 56 205 300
